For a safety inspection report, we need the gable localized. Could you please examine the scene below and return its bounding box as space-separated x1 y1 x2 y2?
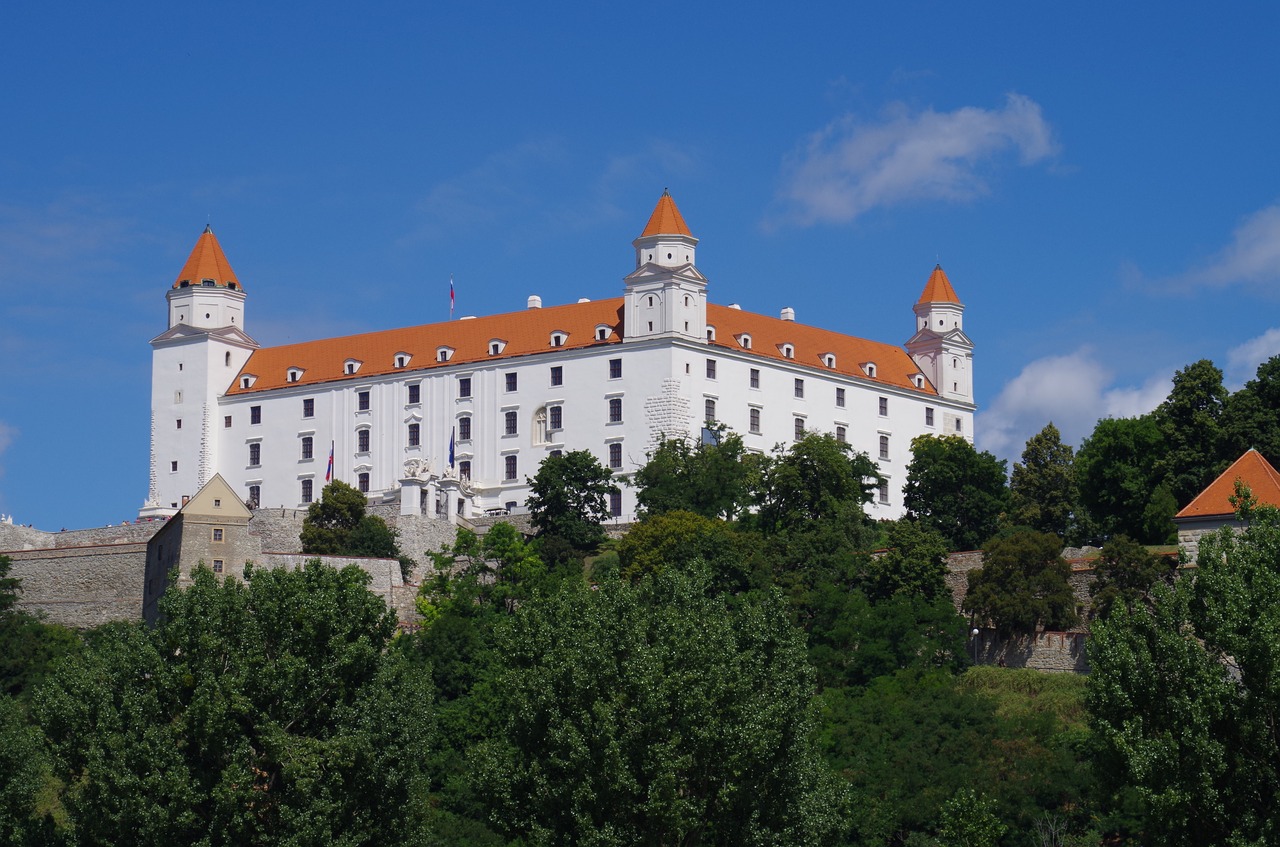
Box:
1176 450 1280 519
179 474 253 522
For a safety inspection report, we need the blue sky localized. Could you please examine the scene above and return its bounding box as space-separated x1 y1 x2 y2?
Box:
2 2 1278 530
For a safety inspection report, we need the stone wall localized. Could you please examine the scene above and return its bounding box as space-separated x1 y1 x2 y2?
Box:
259 553 404 598
6 542 149 627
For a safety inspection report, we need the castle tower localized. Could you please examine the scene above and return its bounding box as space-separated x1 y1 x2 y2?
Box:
623 191 708 343
906 264 974 405
140 228 258 519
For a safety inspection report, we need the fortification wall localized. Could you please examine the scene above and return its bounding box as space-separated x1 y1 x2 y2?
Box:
0 523 55 551
369 505 458 583
258 553 404 600
6 542 148 627
247 508 308 557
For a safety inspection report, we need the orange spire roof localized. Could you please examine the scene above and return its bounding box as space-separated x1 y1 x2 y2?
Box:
639 190 692 237
917 264 960 305
1176 449 1280 519
173 225 241 291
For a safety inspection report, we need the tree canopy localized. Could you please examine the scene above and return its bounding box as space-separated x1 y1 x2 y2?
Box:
300 479 402 560
525 449 618 552
631 425 753 521
1009 422 1081 542
964 530 1077 635
903 435 1009 552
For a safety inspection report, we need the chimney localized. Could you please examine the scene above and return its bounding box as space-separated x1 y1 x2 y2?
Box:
728 303 741 310
780 307 795 321
528 295 542 309
577 297 591 303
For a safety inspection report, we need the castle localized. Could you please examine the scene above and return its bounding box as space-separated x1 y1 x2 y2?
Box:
141 191 976 523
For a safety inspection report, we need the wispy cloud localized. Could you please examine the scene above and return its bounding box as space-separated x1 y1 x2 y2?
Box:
977 348 1169 462
769 93 1057 227
1173 202 1280 290
1226 326 1280 387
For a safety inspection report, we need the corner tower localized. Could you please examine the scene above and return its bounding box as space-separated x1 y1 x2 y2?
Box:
623 191 708 343
906 264 974 404
141 227 258 519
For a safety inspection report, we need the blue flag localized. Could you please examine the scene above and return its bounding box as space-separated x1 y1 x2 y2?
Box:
449 427 455 468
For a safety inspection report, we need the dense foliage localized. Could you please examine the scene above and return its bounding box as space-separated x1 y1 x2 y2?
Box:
903 435 1009 552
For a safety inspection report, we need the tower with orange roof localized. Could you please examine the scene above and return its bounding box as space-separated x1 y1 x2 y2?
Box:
623 190 708 344
906 264 974 417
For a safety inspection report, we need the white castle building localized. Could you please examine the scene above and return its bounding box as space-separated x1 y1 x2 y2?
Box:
142 192 975 523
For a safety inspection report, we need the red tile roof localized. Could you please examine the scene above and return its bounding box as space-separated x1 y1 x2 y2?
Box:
917 264 960 305
1176 449 1280 518
174 226 241 291
640 191 692 238
226 298 936 397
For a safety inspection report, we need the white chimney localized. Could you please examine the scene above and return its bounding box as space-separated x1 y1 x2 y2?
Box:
728 303 742 310
528 295 542 309
577 297 591 303
780 307 796 321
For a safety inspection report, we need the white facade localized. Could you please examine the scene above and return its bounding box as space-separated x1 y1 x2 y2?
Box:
143 197 976 522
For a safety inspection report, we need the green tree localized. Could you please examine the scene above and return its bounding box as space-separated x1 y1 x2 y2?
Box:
615 510 766 593
1088 492 1280 846
753 432 879 536
1088 534 1178 620
858 519 952 603
1152 359 1228 507
0 694 57 845
30 561 435 846
1076 415 1171 543
937 788 1006 847
903 435 1009 552
1220 354 1280 468
1009 423 1080 542
632 425 752 520
0 556 81 699
964 530 1077 635
469 570 846 846
526 450 618 552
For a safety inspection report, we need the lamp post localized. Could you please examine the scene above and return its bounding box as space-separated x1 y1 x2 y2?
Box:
970 627 980 666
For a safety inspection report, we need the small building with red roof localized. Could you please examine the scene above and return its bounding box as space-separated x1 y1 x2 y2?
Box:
1174 449 1280 560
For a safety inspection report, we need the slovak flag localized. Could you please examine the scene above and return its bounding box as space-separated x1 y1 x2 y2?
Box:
450 275 455 318
325 442 334 482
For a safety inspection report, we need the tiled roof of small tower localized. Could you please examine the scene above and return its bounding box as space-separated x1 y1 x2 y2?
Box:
1176 449 1280 519
640 190 692 237
917 264 960 304
173 225 241 290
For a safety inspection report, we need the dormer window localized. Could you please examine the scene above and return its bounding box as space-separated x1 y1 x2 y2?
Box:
489 339 507 356
344 359 362 375
913 374 925 389
862 362 877 378
287 367 304 383
780 344 795 359
550 331 567 347
394 352 412 369
737 334 752 350
595 325 613 341
822 353 836 368
706 326 716 342
437 346 455 363
179 280 190 288
240 374 257 390
201 278 216 287
228 282 238 291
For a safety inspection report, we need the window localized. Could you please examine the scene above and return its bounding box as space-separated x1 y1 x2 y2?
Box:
824 353 836 368
739 334 752 349
250 405 261 425
550 333 565 347
794 417 804 440
436 348 452 362
926 407 934 426
301 436 313 460
458 377 472 398
705 398 716 422
706 326 716 341
596 327 609 341
836 388 845 408
549 405 563 431
212 528 224 543
408 423 420 446
358 429 370 452
358 472 370 493
504 455 517 480
749 407 761 433
609 442 623 469
224 415 232 428
408 384 420 404
864 363 877 378
303 398 314 418
836 425 847 443
358 391 370 411
175 390 183 403
459 416 472 440
608 397 623 423
248 485 260 507
878 397 888 416
170 460 178 472
505 373 518 392
879 435 889 460
176 418 182 429
706 359 717 379
794 378 804 399
287 369 300 383
549 449 563 458
505 411 518 435
459 460 471 480
610 491 623 517
878 481 890 504
249 443 260 467
956 418 963 433
550 366 563 386
395 354 407 368
782 344 794 359
212 559 224 574
609 358 622 379
750 368 760 389
302 479 313 503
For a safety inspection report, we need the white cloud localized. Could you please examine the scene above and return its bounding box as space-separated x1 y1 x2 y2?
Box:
0 420 15 479
771 93 1057 226
977 349 1169 464
1226 326 1280 387
1177 203 1280 289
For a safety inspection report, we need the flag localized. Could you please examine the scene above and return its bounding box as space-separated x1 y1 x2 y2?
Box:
325 441 334 482
450 275 455 318
448 427 455 469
